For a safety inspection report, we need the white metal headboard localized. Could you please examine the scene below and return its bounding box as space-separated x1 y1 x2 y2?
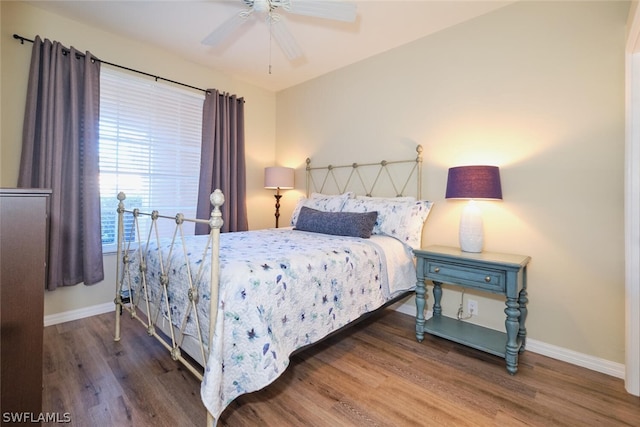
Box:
306 145 423 199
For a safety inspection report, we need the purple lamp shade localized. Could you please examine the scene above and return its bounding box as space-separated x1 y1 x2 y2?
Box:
445 165 503 200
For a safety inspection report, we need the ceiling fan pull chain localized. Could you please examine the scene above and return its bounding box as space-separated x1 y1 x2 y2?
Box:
268 12 273 74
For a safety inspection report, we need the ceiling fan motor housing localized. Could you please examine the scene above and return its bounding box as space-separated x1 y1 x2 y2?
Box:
248 0 281 14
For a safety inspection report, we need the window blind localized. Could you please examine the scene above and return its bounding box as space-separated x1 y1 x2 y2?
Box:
99 67 205 250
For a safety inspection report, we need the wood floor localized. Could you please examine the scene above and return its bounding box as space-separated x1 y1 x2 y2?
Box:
42 309 640 426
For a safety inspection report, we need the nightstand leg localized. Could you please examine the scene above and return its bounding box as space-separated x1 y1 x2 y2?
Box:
518 266 528 352
518 288 528 352
415 278 426 342
432 281 442 317
504 298 521 375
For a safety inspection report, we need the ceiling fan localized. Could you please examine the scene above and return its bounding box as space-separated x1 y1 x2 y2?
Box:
201 0 357 61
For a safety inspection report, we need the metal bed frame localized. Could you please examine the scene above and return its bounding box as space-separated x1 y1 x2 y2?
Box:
113 145 423 426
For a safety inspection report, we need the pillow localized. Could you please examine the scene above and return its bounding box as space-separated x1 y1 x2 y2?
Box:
290 192 354 226
294 206 378 238
311 192 355 199
355 195 416 201
342 198 434 249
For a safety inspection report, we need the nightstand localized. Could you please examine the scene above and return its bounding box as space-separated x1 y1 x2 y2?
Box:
414 245 531 374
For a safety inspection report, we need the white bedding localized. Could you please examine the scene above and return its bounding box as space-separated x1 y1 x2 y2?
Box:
123 227 416 419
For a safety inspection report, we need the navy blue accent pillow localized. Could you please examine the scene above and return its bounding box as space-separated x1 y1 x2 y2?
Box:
294 206 378 238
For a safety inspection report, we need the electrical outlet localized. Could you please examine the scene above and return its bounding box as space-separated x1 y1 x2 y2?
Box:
467 299 478 316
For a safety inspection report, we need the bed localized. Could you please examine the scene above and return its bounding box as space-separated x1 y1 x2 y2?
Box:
113 145 432 425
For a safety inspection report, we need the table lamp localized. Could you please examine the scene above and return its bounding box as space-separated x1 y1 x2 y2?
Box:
264 166 294 228
445 165 502 253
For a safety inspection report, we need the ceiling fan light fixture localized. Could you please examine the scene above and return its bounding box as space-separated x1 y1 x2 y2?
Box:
252 0 270 13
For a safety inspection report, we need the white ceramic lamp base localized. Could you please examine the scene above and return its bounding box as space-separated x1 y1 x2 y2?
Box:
459 200 484 253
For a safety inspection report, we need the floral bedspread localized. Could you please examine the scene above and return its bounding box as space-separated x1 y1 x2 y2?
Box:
122 228 415 419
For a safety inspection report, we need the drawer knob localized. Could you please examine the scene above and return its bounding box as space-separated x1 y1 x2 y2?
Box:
434 267 440 273
485 276 491 282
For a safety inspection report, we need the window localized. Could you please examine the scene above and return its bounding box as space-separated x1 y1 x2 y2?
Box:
99 68 205 251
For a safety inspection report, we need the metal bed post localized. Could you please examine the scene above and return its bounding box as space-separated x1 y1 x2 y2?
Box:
416 144 423 200
206 189 224 427
114 192 126 342
305 158 311 197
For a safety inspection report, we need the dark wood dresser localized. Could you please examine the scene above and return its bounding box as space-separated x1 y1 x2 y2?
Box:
0 189 50 422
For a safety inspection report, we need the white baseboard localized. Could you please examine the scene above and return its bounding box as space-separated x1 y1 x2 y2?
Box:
393 304 625 379
43 302 114 327
44 302 625 380
525 338 625 379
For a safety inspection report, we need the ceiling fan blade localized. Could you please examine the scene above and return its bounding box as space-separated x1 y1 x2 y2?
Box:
285 0 357 23
201 11 250 46
269 15 303 60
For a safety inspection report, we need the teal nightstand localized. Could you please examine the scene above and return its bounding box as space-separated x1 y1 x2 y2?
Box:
414 245 531 374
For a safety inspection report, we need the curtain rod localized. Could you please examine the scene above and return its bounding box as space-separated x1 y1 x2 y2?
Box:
13 33 220 96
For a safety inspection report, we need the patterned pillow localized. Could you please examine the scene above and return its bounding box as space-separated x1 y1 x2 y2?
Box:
311 192 355 200
294 207 378 238
355 195 416 201
290 192 354 226
342 198 434 249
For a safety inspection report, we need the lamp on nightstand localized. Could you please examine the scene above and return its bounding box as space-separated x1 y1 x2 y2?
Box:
445 165 502 253
264 166 294 228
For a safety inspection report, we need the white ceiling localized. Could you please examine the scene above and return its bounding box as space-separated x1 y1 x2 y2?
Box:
26 1 513 92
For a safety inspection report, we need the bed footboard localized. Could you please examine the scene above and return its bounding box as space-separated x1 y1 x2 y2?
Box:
113 190 224 426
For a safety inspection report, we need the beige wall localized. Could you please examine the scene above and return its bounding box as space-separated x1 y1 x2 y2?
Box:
0 1 629 366
1 1 277 315
277 1 628 363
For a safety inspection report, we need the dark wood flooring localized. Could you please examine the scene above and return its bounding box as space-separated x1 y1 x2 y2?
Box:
41 309 640 426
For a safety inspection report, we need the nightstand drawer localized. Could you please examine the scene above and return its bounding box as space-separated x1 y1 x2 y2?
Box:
424 260 506 293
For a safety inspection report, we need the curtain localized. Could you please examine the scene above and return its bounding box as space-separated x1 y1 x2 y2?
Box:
196 89 248 233
18 36 103 290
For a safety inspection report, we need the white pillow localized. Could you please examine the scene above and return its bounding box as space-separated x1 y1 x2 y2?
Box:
342 198 433 249
290 192 354 226
354 195 416 201
310 192 355 199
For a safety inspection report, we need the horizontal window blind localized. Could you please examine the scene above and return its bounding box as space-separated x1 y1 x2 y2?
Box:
99 67 204 250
